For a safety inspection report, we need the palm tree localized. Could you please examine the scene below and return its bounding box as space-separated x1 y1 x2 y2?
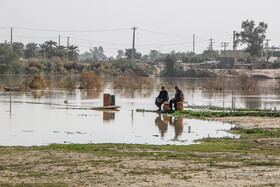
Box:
40 40 58 58
39 43 48 58
56 45 67 59
25 43 39 58
68 45 79 60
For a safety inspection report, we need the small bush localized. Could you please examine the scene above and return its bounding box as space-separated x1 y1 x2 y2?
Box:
58 80 76 89
29 74 46 90
113 73 153 90
79 71 104 89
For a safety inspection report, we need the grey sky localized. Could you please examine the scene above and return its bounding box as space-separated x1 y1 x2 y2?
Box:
0 0 280 57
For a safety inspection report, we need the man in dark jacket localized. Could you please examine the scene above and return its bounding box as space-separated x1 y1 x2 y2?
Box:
169 85 184 111
155 85 169 111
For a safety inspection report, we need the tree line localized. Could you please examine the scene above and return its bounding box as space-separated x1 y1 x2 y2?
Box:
9 40 79 60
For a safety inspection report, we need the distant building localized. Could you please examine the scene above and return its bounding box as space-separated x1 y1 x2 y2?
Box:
216 57 234 69
220 50 250 64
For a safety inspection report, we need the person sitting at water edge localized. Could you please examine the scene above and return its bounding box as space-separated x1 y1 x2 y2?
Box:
169 85 184 111
155 85 169 111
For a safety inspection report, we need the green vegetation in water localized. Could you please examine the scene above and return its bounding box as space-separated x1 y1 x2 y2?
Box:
136 108 280 117
209 106 277 112
174 110 280 118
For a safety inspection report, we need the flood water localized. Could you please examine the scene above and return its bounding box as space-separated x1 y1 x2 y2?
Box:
2 74 280 146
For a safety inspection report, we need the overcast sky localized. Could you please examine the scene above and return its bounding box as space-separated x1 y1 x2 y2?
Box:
0 0 280 57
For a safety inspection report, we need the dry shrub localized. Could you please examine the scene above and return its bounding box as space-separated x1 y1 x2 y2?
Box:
79 71 104 89
234 74 257 90
57 80 76 89
29 74 46 90
113 73 153 90
19 80 29 90
46 80 53 89
0 83 2 90
204 77 226 91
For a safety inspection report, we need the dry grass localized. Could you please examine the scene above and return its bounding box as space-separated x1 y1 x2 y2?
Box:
29 74 47 90
113 73 154 90
57 80 76 89
234 74 258 90
203 77 226 91
79 71 104 89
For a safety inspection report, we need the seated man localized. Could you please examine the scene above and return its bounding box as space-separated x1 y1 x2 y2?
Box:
155 85 169 111
169 85 184 111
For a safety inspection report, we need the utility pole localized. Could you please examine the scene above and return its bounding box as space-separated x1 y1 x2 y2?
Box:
233 31 236 50
67 36 70 61
221 42 229 57
131 27 137 60
58 35 60 47
10 27 13 46
265 39 270 61
209 39 214 50
193 33 195 53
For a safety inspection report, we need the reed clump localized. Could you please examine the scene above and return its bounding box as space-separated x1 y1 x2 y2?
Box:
29 74 47 90
203 77 226 91
57 80 76 89
79 71 104 89
234 74 257 90
113 73 153 90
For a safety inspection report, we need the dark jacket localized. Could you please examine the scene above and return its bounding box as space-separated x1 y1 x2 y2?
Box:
174 89 184 101
157 90 169 101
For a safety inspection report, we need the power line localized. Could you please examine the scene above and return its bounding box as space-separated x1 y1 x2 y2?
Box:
11 26 130 33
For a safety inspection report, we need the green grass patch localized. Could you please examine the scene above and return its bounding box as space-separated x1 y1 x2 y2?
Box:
245 161 280 166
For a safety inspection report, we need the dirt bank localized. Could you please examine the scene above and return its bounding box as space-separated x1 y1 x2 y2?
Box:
212 69 280 79
213 116 280 129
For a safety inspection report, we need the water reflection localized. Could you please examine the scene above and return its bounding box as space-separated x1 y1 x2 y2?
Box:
155 114 184 139
155 115 168 138
31 90 45 99
80 89 103 99
169 117 184 139
103 111 115 122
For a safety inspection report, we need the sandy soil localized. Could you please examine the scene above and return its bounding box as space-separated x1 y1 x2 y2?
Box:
213 116 280 129
0 148 280 186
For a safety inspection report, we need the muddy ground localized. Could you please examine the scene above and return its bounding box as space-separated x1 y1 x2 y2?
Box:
214 116 280 129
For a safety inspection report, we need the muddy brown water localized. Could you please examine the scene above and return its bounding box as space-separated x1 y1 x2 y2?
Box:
1 75 280 146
